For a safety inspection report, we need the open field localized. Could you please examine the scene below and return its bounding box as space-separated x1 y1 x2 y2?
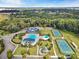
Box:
0 14 9 22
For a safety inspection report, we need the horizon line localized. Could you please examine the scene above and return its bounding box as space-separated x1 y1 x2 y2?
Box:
0 7 79 8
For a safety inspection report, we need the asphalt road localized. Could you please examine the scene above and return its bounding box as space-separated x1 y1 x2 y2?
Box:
0 28 27 59
0 34 16 59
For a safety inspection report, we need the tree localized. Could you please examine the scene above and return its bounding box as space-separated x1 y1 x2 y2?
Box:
21 50 26 59
60 56 65 59
43 54 50 59
0 39 5 54
27 50 30 55
7 49 13 59
71 54 77 59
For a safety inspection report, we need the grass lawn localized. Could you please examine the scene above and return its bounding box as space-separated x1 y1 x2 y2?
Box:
39 28 52 35
12 36 21 44
13 45 37 55
28 46 37 55
12 38 21 44
12 33 25 44
49 47 54 55
14 46 27 55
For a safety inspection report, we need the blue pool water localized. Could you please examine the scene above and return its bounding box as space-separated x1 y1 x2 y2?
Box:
27 34 37 39
57 40 74 55
23 34 38 42
43 35 49 38
53 30 61 37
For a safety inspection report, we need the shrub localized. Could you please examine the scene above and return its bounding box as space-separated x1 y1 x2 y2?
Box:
0 39 5 54
43 54 50 59
7 49 13 59
21 50 26 58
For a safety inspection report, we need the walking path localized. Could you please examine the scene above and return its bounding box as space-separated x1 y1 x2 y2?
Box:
52 40 57 56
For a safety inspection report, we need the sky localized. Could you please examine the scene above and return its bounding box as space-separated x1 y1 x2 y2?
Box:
0 0 79 7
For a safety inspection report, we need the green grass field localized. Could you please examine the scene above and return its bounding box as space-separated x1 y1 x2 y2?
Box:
12 33 25 44
28 46 37 55
14 46 27 55
13 45 37 55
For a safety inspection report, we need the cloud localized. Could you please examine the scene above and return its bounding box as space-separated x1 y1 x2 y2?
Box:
0 0 22 4
0 0 23 7
0 0 79 7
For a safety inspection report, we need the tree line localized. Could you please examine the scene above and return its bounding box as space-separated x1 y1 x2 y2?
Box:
0 9 79 34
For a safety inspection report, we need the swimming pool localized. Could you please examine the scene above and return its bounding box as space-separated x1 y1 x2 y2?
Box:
27 34 38 40
22 34 39 45
56 40 74 55
53 30 61 37
43 35 49 38
41 35 49 40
